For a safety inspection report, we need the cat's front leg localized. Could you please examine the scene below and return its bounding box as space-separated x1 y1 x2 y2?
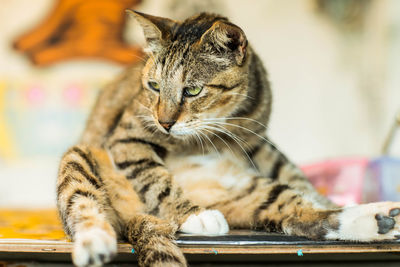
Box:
207 176 400 241
107 135 229 235
57 146 118 267
249 137 338 209
180 209 229 235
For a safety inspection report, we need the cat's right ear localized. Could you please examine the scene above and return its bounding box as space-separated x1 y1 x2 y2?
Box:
199 21 248 66
127 10 176 53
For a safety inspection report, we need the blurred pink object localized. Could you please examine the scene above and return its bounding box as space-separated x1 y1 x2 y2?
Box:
63 84 83 106
301 157 369 206
26 85 45 105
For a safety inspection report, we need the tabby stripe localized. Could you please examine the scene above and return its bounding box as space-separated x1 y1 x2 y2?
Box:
231 54 263 118
176 200 191 211
287 195 298 205
71 147 99 177
127 161 163 180
206 177 260 209
278 203 284 212
183 205 201 215
247 141 265 159
158 187 171 202
269 144 289 161
253 184 290 223
160 55 166 66
170 45 188 75
110 138 167 158
120 122 133 130
163 45 177 76
233 176 260 201
149 206 159 216
145 251 183 265
206 82 242 91
269 156 287 179
137 219 147 238
62 161 101 189
116 159 150 170
147 186 171 215
139 183 151 196
65 189 98 219
179 45 190 70
57 175 81 197
105 110 124 138
263 218 282 232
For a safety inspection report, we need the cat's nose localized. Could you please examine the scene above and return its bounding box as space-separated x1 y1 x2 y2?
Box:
159 120 176 132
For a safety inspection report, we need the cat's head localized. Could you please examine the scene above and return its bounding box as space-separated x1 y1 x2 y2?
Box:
130 10 253 139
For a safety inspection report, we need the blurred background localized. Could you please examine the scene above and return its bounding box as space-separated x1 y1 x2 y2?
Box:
0 0 399 208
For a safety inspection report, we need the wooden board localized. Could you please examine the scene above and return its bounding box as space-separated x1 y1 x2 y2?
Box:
1 209 400 261
0 209 65 240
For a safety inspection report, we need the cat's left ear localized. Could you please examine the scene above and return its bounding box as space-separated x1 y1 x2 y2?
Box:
200 21 248 66
127 10 176 53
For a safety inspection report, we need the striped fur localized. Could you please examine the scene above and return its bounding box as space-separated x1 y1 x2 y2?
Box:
57 11 400 267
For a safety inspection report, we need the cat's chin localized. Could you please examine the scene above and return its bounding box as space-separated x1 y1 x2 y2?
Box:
169 125 197 138
169 132 194 141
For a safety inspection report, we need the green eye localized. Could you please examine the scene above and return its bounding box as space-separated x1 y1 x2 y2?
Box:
148 81 160 91
184 86 202 97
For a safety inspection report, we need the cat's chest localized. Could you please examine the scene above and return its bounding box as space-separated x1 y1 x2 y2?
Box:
164 152 258 190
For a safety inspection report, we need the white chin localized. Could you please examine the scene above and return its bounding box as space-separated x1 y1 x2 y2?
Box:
170 128 195 137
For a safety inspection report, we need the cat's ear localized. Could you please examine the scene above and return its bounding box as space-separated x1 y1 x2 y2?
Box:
200 21 248 66
127 10 176 53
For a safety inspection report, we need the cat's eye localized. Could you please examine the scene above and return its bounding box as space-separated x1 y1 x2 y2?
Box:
148 81 160 91
183 86 202 97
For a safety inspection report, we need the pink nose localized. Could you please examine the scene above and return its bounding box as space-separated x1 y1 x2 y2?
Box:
159 120 176 132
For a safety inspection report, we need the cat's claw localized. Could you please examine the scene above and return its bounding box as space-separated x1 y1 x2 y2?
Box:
180 210 229 235
72 227 117 267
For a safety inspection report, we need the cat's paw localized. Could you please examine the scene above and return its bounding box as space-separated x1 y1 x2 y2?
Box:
72 227 117 267
180 210 229 235
327 202 400 241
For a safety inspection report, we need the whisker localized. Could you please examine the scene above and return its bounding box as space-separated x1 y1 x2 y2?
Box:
201 127 236 158
203 117 268 130
204 121 271 145
197 129 221 159
193 130 205 156
199 124 257 169
200 122 250 149
134 100 153 114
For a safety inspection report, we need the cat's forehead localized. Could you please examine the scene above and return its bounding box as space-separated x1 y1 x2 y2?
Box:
171 13 227 43
153 43 230 84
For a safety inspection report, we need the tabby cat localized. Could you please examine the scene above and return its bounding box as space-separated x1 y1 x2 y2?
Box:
57 10 400 267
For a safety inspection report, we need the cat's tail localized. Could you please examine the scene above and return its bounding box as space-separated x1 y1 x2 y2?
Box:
125 214 187 267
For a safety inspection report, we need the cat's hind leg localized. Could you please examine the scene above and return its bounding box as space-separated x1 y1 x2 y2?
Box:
124 215 187 267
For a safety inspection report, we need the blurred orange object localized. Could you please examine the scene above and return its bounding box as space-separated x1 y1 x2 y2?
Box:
13 0 143 66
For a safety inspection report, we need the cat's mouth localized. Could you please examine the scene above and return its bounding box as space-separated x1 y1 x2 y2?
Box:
152 119 193 137
153 117 218 141
169 122 197 138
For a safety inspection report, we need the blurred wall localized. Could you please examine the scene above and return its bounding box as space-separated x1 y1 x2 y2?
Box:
0 0 399 207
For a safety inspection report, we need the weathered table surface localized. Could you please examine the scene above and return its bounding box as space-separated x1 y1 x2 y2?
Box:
1 209 400 264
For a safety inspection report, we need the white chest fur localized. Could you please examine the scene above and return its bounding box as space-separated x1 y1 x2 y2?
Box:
165 151 257 191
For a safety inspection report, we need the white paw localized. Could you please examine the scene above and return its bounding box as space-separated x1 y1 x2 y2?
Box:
327 202 400 241
180 210 229 235
72 227 117 267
